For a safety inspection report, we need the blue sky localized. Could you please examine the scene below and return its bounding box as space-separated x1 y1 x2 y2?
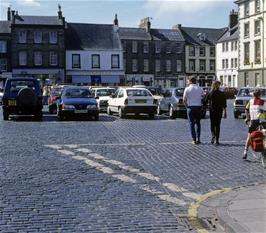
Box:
0 0 237 28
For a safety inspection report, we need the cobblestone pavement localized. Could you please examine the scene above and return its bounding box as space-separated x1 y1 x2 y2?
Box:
0 100 265 232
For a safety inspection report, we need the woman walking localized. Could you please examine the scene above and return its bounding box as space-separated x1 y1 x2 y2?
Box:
205 81 227 145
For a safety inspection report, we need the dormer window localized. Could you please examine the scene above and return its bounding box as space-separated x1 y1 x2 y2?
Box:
197 33 206 41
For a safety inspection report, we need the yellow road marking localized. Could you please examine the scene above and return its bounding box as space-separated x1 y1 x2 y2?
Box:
188 188 232 233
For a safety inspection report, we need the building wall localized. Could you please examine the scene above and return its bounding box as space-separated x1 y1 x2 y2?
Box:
185 45 216 86
216 40 239 87
66 50 123 71
122 39 186 88
11 26 65 82
0 34 12 79
238 0 266 86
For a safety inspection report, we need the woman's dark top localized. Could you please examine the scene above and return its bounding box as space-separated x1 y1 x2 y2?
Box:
205 89 227 112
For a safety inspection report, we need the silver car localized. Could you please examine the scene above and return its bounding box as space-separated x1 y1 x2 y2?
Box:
157 88 187 119
233 88 266 119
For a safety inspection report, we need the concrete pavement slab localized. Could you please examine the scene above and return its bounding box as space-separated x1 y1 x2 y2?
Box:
197 184 266 233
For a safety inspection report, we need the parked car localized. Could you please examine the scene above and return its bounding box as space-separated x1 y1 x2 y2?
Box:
220 87 238 99
48 85 64 114
2 78 43 120
234 87 266 119
107 87 157 119
157 88 187 119
234 87 254 119
132 85 163 105
90 87 116 112
57 86 99 120
0 87 3 105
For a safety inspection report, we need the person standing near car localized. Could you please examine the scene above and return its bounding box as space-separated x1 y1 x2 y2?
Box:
183 77 204 144
243 89 265 159
204 81 227 145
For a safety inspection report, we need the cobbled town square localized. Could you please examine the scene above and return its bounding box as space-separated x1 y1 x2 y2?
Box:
0 0 266 232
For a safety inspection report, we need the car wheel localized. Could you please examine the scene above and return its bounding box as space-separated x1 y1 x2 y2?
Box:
3 110 9 121
118 107 125 118
234 112 239 119
35 111 43 121
49 105 53 114
107 106 113 115
169 106 177 119
149 113 155 119
58 112 64 121
94 114 99 121
157 105 162 115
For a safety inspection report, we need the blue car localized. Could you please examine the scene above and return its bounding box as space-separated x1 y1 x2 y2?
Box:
57 86 99 121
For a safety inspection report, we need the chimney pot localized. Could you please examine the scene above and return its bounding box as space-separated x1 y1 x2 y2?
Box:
7 6 11 21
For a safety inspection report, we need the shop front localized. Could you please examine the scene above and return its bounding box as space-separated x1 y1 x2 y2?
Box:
12 69 65 84
126 74 154 86
71 75 123 86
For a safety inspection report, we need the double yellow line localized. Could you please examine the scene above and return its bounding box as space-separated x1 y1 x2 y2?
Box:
188 188 232 233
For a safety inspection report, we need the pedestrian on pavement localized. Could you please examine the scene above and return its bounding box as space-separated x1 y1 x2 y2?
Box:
204 81 227 145
243 89 265 159
183 77 204 144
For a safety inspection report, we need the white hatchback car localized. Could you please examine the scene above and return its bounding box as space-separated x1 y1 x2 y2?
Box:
90 87 116 112
107 87 157 118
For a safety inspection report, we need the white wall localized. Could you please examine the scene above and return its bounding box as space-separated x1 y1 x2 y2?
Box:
66 50 124 72
216 40 239 87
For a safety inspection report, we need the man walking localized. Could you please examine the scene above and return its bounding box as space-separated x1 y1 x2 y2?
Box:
183 77 204 144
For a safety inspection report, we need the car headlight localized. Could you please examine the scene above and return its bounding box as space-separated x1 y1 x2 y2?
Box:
62 104 75 110
87 104 97 109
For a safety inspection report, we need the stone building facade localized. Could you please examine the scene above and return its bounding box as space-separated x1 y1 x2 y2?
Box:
9 6 66 84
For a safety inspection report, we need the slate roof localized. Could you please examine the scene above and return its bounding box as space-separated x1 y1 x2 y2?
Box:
0 21 11 33
66 23 121 50
119 27 185 41
119 27 152 40
217 25 239 42
151 28 185 41
181 27 226 46
13 15 62 25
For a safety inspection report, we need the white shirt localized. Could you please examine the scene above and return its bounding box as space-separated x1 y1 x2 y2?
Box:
183 84 204 107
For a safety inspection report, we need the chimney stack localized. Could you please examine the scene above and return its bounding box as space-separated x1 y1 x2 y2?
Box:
58 4 63 19
229 9 238 29
114 14 118 26
113 14 119 32
172 24 182 30
11 10 15 24
139 17 151 33
7 6 11 21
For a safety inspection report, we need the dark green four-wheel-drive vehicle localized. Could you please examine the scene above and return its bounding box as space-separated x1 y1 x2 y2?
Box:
2 78 43 121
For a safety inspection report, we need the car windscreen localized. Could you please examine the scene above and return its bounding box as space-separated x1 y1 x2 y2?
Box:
9 80 36 92
237 89 254 96
51 88 62 96
175 89 185 97
96 89 115 97
147 88 161 96
127 89 152 97
63 89 91 98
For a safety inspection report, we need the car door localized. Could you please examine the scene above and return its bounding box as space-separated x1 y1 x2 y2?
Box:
116 89 125 111
109 89 119 112
161 89 171 111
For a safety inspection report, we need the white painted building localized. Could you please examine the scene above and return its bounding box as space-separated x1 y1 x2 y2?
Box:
65 22 124 85
216 10 239 87
235 0 266 87
181 27 225 87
